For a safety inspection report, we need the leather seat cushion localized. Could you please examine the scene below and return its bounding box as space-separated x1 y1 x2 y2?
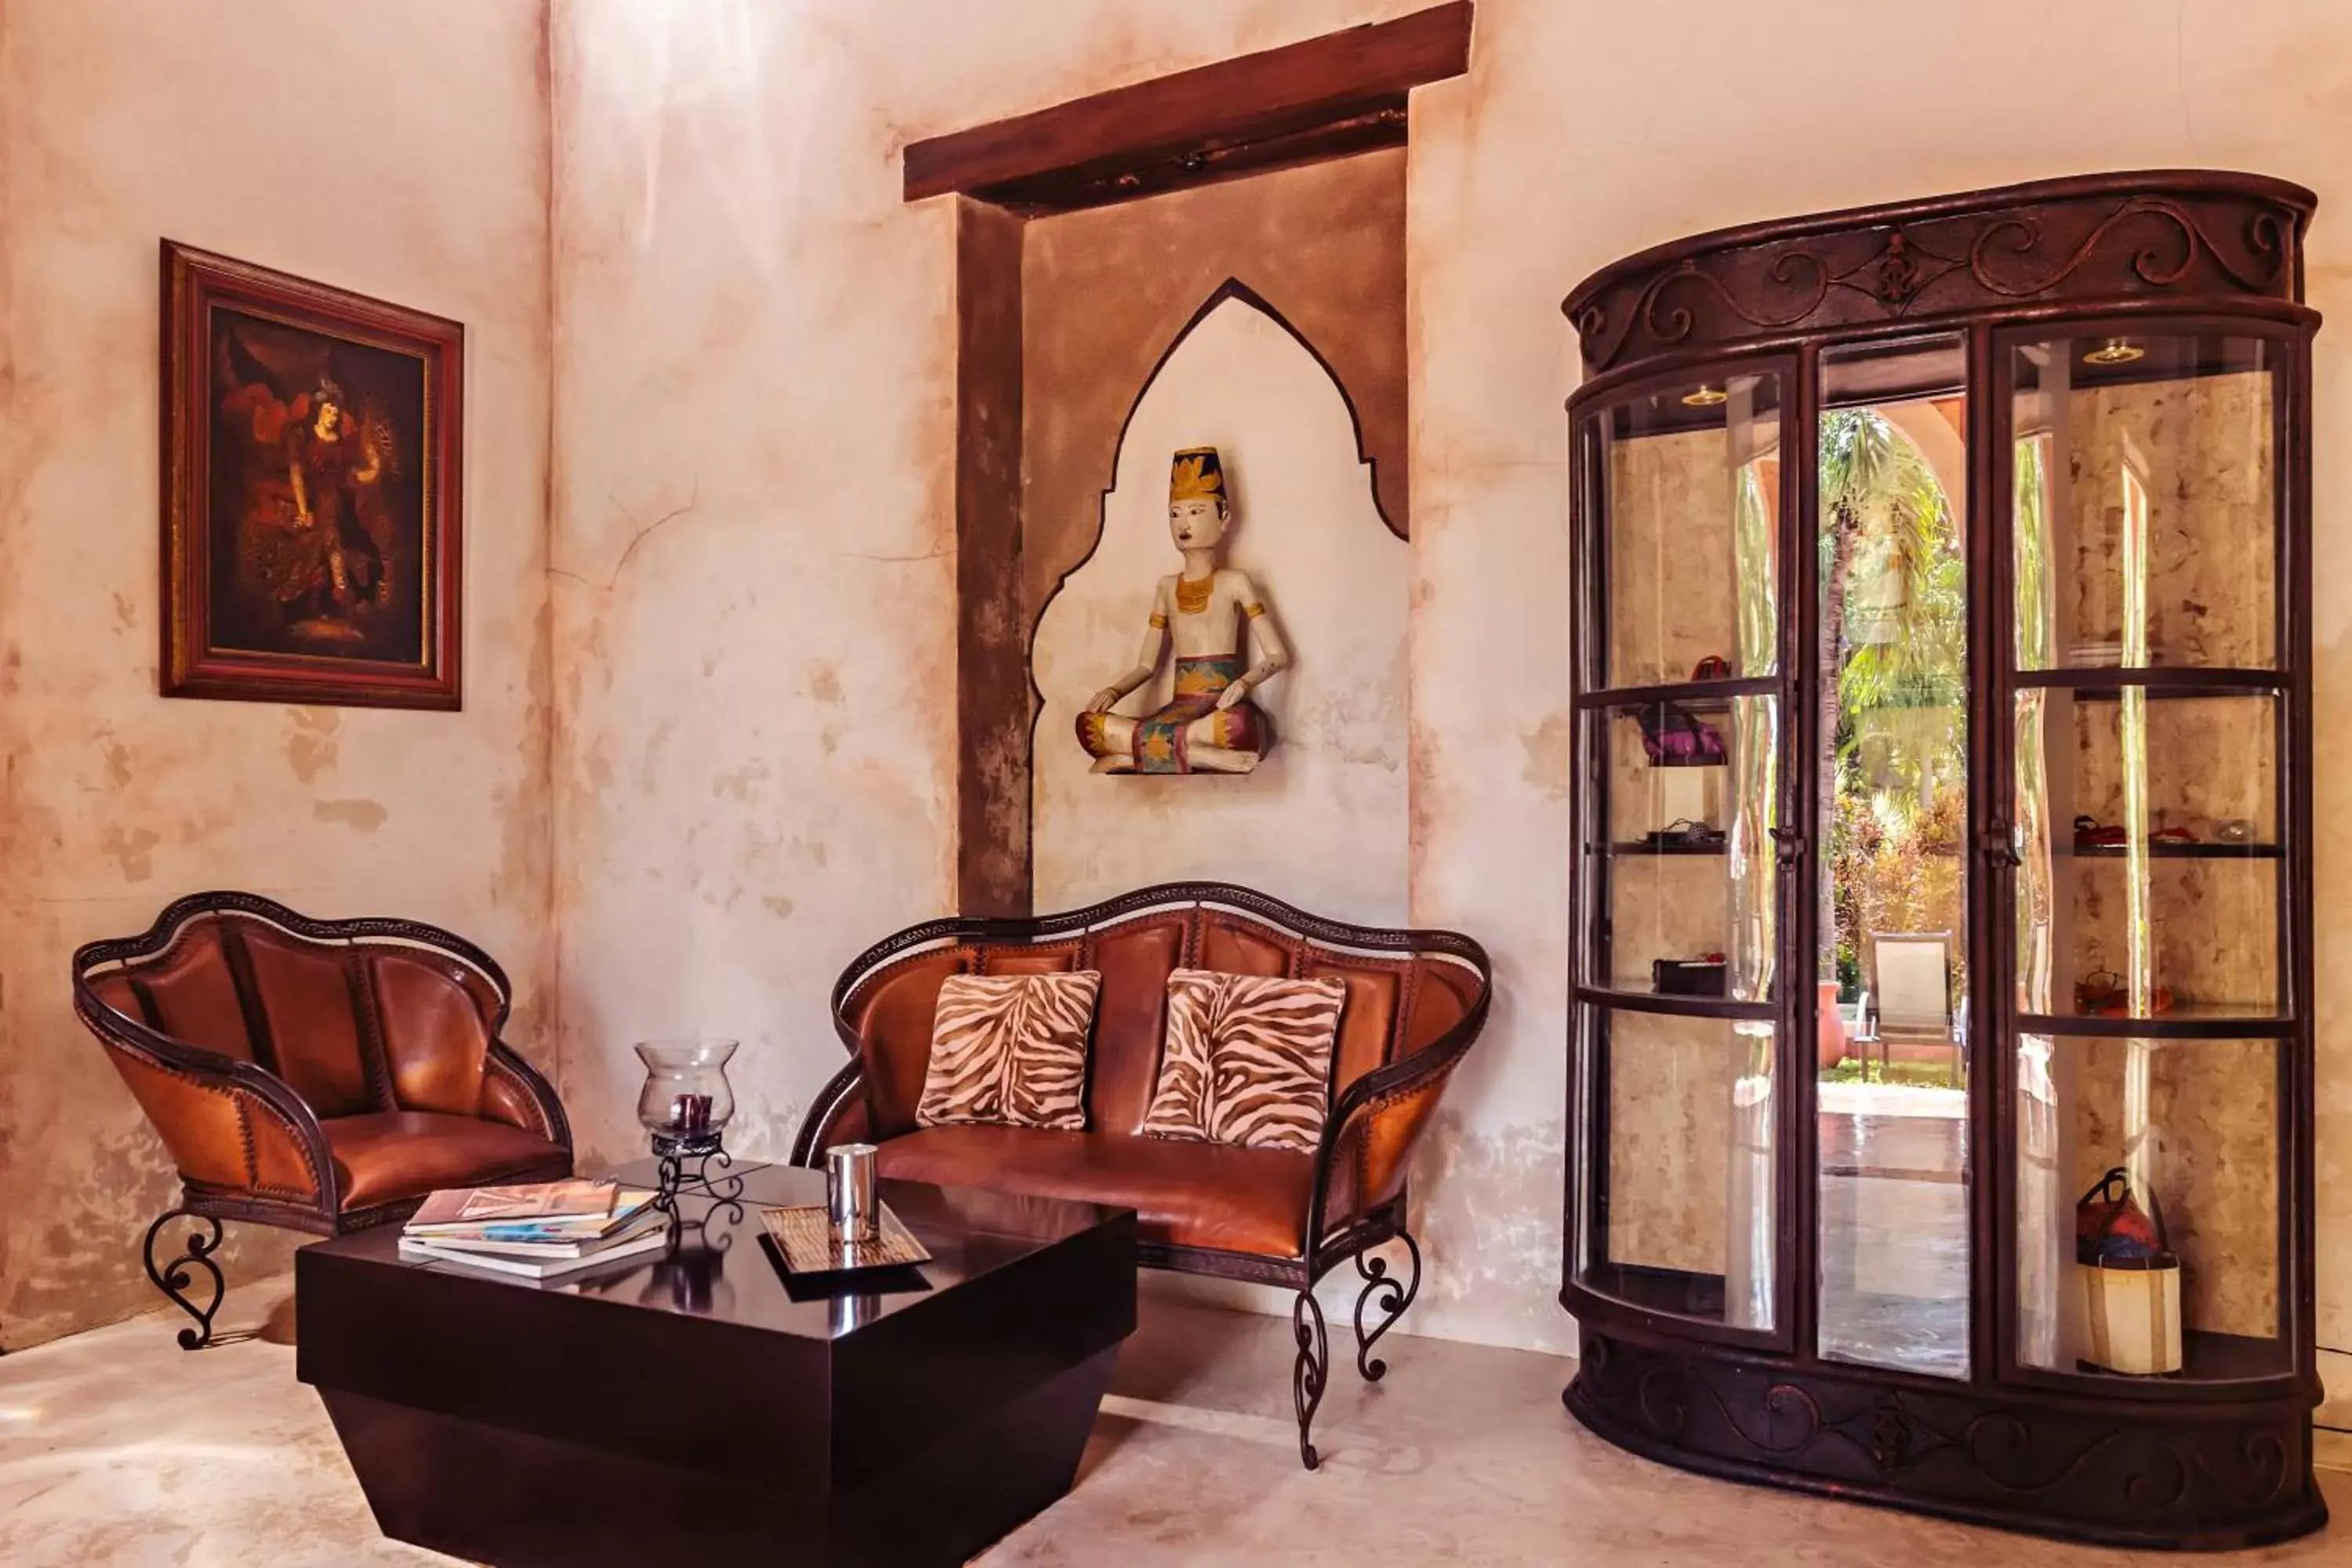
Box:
324 1111 571 1212
874 1124 1312 1260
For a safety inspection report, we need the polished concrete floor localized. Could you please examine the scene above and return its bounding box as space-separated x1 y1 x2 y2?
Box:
2 1275 2345 1566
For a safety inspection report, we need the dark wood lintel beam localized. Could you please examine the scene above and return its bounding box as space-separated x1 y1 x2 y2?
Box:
902 2 1470 206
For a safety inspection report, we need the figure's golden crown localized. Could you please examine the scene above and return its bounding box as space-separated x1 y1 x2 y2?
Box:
1169 446 1226 503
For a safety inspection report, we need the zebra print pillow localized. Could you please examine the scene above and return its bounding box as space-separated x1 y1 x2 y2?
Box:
916 971 1099 1131
1141 969 1347 1154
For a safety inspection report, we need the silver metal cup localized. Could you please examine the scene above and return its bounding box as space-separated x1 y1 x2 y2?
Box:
826 1142 879 1244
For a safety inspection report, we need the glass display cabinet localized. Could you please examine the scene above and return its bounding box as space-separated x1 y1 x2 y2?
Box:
1559 172 2324 1548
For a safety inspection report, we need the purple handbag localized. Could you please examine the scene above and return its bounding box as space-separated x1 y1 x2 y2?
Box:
1637 702 1728 767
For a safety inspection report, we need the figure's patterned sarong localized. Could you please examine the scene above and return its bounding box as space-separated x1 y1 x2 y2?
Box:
1076 655 1267 774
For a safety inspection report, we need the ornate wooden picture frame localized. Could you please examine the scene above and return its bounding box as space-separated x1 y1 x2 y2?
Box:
161 241 463 709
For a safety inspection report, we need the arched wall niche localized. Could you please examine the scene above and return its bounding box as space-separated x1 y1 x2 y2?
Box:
948 141 1414 916
1029 286 1408 918
1026 272 1399 682
918 10 1463 915
1022 151 1408 638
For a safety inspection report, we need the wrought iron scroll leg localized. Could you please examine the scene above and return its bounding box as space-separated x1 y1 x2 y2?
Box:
1293 1286 1329 1470
655 1149 746 1238
704 1148 745 1217
652 1151 687 1215
141 1208 225 1352
1352 1230 1422 1382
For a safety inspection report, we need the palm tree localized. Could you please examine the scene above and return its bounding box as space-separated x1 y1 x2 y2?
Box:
1817 409 1966 1000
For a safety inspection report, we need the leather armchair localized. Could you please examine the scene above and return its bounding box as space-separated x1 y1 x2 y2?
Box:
789 881 1491 1468
74 891 572 1348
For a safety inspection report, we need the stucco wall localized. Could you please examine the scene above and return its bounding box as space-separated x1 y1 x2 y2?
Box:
0 0 554 1348
1020 151 1411 633
538 0 2352 1377
546 2 964 1168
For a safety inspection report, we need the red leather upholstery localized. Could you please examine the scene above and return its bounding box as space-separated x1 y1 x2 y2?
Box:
479 1054 564 1142
325 1112 569 1211
846 904 1434 1148
876 1124 1313 1259
1308 956 1405 1094
107 1048 314 1198
1077 914 1186 1134
242 924 376 1114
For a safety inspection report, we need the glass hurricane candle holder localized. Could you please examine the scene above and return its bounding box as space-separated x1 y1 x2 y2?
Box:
634 1037 739 1158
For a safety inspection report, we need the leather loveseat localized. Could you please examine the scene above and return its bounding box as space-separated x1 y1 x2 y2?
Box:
73 891 572 1348
790 881 1491 1468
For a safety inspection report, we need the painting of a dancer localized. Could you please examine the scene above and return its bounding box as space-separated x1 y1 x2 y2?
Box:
162 242 463 708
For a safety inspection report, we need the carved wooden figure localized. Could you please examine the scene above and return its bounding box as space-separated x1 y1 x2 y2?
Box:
1077 447 1290 774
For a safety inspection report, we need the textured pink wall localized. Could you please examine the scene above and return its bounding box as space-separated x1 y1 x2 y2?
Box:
546 2 967 1170
0 0 553 1348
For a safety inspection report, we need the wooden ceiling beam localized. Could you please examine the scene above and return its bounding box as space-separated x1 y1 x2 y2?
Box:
902 3 1472 212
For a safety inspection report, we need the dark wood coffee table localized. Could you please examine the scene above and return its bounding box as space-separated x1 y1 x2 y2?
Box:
296 1160 1136 1567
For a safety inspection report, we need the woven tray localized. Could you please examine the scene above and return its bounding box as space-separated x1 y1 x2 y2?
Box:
759 1203 932 1277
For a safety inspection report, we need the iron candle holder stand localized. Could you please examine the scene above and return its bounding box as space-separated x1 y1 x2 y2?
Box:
651 1134 746 1228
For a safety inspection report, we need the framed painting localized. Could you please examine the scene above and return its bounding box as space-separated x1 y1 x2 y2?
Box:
161 241 463 708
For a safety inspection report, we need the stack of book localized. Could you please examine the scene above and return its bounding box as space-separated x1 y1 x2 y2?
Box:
397 1178 667 1280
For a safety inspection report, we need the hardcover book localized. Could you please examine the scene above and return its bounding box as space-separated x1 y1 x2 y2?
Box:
398 1225 670 1281
406 1189 659 1244
405 1178 619 1232
420 1208 668 1261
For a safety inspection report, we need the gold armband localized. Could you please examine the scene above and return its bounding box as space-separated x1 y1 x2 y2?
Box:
1243 601 1267 619
1148 612 1168 629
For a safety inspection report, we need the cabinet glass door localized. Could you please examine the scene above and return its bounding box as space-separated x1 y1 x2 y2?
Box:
2013 1031 2288 1380
1811 337 1973 1379
1587 370 1782 691
1577 1008 1778 1329
2007 330 2292 1382
1573 365 1786 1334
2011 333 2278 674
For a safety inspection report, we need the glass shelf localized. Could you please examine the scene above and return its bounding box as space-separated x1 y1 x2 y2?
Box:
2012 688 2282 1020
1605 840 1730 856
2060 842 2281 859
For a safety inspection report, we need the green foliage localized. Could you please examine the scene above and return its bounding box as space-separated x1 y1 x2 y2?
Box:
1822 1054 1962 1090
1835 941 1862 1003
1820 408 1969 1004
1820 409 1966 720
